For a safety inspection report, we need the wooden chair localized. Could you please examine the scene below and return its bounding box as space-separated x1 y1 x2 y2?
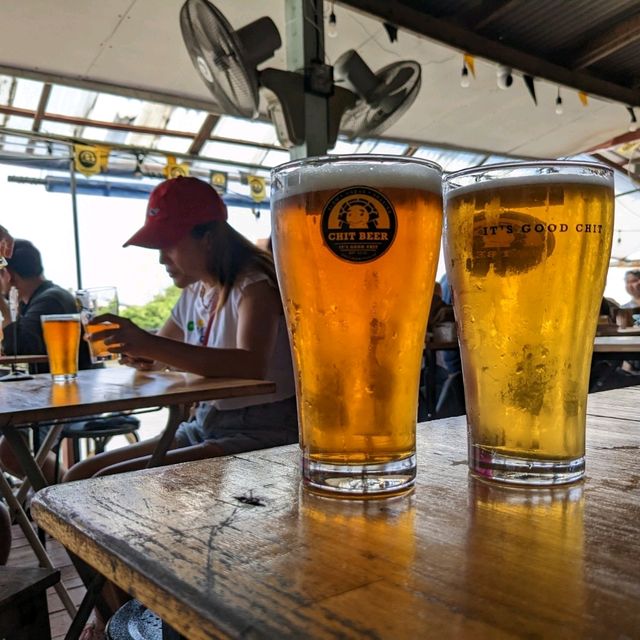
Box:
0 566 60 640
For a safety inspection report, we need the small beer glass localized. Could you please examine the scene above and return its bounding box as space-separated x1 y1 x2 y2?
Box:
443 161 614 484
41 313 82 382
76 287 119 363
271 154 443 498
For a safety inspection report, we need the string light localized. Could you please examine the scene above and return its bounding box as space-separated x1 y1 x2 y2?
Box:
460 64 470 88
327 3 338 38
627 106 638 132
496 65 513 90
555 88 563 115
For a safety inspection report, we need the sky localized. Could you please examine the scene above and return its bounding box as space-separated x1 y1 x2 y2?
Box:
0 163 634 309
0 164 272 309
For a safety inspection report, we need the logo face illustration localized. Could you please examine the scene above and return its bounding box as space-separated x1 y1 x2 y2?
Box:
78 150 97 168
321 186 397 263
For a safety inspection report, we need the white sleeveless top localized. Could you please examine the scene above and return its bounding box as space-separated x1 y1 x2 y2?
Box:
171 272 295 410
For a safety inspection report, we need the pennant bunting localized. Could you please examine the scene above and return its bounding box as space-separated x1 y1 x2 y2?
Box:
523 75 537 105
162 155 190 179
74 144 111 177
578 91 589 106
463 54 476 78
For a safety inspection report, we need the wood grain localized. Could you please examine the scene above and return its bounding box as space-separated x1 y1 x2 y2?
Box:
0 367 275 427
32 387 640 639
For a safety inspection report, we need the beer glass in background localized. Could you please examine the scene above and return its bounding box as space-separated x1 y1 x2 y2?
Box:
76 287 119 363
443 161 614 485
41 313 82 382
271 155 442 498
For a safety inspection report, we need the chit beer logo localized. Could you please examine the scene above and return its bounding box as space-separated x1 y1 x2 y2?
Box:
321 186 397 263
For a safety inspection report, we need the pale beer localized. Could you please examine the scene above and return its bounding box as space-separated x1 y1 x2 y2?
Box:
272 155 442 497
41 314 82 382
444 162 614 483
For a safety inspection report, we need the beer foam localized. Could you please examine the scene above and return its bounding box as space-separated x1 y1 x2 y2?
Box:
446 169 613 198
271 156 442 201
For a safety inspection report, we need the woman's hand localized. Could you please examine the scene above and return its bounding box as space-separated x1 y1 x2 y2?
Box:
88 314 156 358
119 354 161 371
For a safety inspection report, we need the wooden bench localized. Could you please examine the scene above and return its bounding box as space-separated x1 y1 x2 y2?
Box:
0 566 60 640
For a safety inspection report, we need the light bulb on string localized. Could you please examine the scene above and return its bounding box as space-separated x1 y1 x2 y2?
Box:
496 65 513 90
555 88 563 115
627 106 638 132
327 6 338 38
460 64 470 88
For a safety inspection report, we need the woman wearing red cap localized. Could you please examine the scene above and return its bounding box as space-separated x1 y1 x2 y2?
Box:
64 176 297 481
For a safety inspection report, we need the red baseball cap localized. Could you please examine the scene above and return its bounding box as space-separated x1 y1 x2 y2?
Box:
123 176 228 249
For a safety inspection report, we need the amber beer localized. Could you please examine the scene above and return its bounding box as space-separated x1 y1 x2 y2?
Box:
271 155 442 497
41 314 82 382
444 162 614 484
84 321 120 361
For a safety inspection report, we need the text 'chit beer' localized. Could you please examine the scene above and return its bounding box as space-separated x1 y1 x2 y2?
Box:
444 162 614 484
271 154 443 497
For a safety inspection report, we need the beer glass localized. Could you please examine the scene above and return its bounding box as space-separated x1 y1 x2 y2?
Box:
76 287 119 363
443 161 614 484
41 313 82 382
271 155 442 498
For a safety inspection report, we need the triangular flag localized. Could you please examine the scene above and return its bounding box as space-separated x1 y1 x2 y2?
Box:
523 75 537 105
578 91 589 106
463 54 476 78
74 144 111 177
162 155 190 179
248 175 266 203
210 170 228 194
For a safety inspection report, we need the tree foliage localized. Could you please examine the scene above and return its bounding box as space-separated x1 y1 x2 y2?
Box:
120 285 181 331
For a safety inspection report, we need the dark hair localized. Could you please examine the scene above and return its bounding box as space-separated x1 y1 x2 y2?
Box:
190 221 278 310
6 239 43 278
625 270 640 279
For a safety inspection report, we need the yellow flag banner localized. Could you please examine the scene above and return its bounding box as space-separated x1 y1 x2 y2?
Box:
578 91 589 106
248 175 266 202
463 54 476 78
74 144 110 177
210 170 228 194
162 156 190 179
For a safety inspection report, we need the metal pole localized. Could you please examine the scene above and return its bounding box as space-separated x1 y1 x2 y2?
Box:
68 157 82 289
285 0 330 159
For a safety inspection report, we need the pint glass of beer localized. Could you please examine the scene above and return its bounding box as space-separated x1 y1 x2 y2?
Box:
41 313 82 382
76 287 119 363
443 161 614 484
271 155 442 497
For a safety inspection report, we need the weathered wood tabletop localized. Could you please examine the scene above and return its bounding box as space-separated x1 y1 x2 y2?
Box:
33 386 640 639
0 366 275 427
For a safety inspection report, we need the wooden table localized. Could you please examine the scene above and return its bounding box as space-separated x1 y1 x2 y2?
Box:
593 335 640 361
0 354 48 366
0 366 275 620
32 386 640 639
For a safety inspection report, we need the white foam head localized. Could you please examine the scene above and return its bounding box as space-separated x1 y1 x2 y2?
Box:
271 155 442 201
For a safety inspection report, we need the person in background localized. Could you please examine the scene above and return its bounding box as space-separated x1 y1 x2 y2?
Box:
0 239 92 484
64 176 297 482
622 269 640 309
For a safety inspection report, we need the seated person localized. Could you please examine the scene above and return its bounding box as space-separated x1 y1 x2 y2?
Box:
64 176 297 482
0 239 92 484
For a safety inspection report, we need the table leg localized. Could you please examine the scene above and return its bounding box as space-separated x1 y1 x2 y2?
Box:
0 470 77 619
146 404 190 469
11 424 64 510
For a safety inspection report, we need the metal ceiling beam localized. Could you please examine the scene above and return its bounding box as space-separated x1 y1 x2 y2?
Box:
32 83 52 132
337 0 640 106
0 104 282 153
571 13 640 70
188 113 220 155
0 126 272 174
0 63 222 113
